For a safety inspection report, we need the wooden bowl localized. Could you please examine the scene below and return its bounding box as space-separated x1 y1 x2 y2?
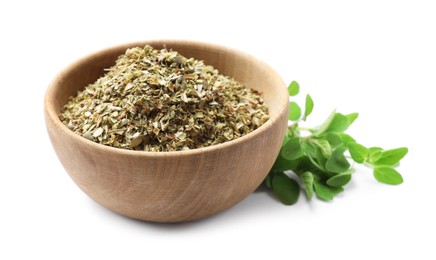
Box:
44 40 288 222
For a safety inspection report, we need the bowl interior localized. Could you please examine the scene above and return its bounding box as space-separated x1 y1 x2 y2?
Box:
49 40 285 122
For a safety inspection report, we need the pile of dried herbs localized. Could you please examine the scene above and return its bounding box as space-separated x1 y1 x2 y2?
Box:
60 45 269 151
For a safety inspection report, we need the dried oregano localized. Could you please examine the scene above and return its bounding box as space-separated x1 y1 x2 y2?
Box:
59 45 269 151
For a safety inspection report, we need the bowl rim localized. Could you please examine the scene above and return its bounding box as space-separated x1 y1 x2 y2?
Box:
44 39 288 158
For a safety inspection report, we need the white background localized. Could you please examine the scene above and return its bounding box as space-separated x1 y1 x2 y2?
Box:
1 0 435 259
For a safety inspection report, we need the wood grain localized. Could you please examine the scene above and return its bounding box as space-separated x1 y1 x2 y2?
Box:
44 40 289 222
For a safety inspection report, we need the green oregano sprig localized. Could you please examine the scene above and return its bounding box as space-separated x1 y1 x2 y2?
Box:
266 81 408 205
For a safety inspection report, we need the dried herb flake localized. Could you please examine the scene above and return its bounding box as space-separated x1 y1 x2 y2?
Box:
60 45 270 151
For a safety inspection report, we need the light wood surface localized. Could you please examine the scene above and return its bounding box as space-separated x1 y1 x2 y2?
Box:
44 40 288 222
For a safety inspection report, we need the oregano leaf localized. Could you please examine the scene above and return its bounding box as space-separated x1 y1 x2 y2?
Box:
271 153 299 173
327 172 352 187
312 139 332 158
325 113 350 133
302 141 328 171
265 81 407 205
373 166 403 185
281 137 304 160
314 110 336 136
325 132 342 148
301 171 314 200
338 133 356 146
282 129 292 147
373 147 408 166
304 94 314 119
314 179 344 201
348 142 369 163
369 149 382 163
345 113 359 125
326 148 351 174
289 102 302 121
271 172 300 205
288 81 300 96
369 147 383 153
